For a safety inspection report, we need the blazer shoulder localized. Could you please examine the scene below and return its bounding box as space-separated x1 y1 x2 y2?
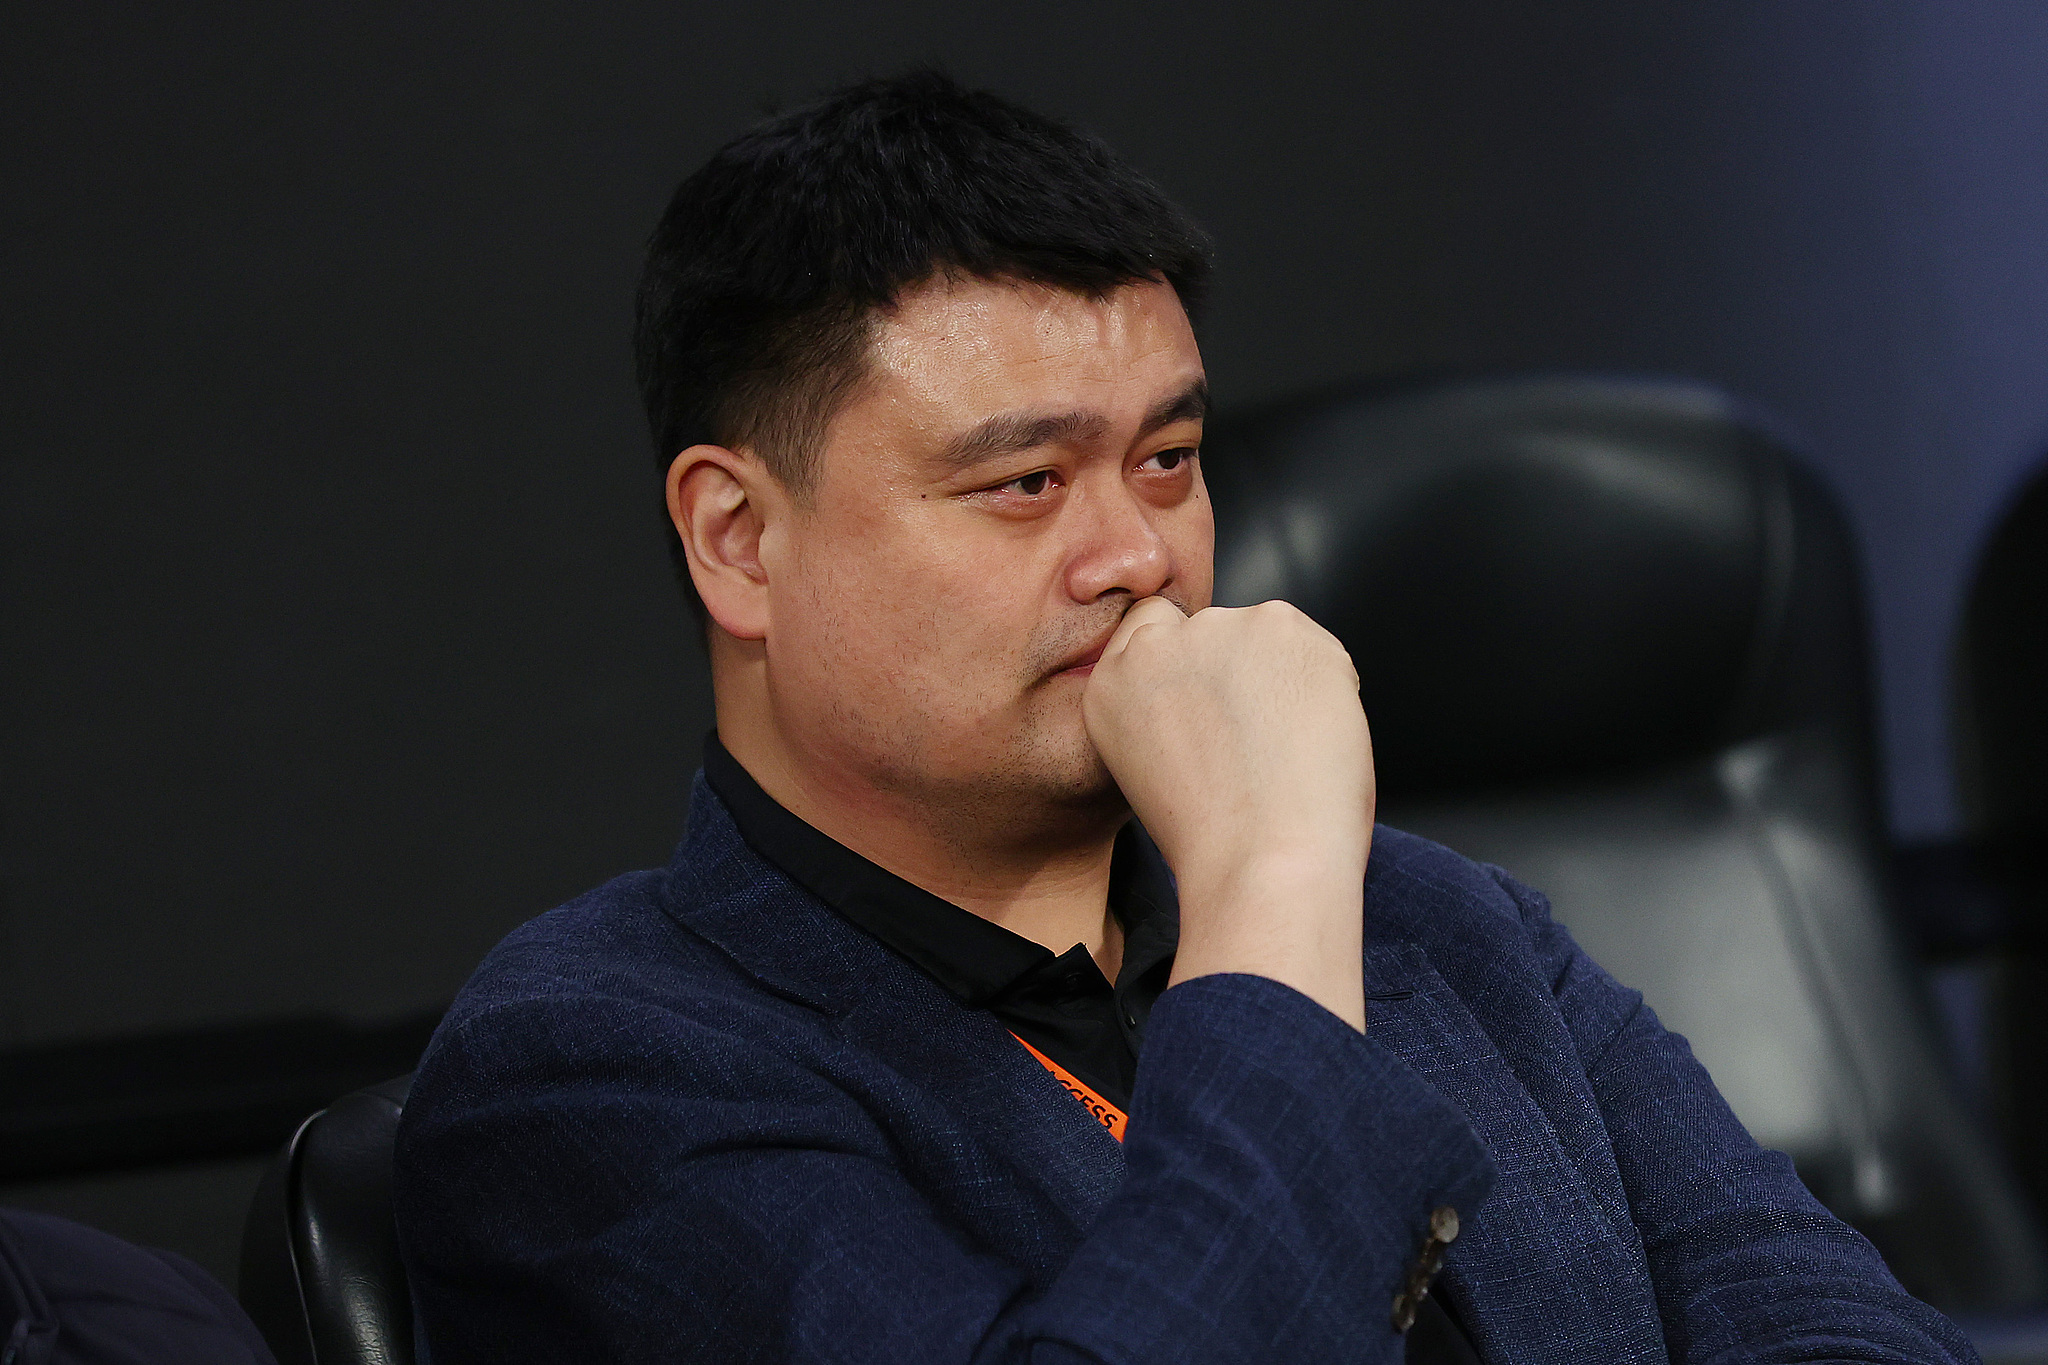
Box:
1366 826 1640 1060
429 862 797 1054
1364 823 1546 938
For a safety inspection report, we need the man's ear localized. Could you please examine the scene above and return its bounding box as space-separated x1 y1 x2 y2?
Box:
666 444 776 641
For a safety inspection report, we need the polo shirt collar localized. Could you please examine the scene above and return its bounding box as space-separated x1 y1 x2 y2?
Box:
700 734 1177 1007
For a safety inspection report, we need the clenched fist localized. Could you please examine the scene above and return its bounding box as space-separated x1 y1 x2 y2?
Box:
1084 597 1373 1031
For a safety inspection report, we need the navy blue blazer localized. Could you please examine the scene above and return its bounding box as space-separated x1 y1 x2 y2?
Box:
395 777 1974 1364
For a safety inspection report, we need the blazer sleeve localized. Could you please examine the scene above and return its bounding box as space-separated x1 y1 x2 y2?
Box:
397 972 1494 1365
1498 869 1980 1365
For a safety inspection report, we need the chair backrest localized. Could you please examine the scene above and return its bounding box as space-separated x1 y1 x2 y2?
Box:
1957 462 2048 1221
1958 460 2048 880
239 1075 414 1365
1208 374 2048 1310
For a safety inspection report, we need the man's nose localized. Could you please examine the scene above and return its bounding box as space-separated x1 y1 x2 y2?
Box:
1064 481 1173 603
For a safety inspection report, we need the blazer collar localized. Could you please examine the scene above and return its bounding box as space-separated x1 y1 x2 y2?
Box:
662 775 1127 1239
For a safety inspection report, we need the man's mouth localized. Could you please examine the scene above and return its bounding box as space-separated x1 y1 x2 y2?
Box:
1049 632 1114 680
1055 655 1101 679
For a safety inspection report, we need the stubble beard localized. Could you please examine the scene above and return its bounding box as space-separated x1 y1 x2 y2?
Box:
967 592 1194 842
901 614 1141 855
845 592 1196 857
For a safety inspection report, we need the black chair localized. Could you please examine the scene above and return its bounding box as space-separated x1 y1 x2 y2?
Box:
1207 374 2048 1313
1957 463 2048 1222
1958 460 2048 881
239 1075 414 1365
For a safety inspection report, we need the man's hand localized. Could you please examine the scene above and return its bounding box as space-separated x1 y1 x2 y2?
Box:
1083 597 1373 1031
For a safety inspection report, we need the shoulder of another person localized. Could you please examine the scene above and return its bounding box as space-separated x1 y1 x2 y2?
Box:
0 1210 274 1363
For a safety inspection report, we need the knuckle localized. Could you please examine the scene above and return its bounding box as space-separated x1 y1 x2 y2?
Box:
1124 621 1167 655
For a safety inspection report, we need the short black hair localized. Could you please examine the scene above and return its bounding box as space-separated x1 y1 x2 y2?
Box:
633 69 1213 614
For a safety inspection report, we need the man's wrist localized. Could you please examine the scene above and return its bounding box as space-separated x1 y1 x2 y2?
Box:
1170 837 1367 915
1169 849 1368 1031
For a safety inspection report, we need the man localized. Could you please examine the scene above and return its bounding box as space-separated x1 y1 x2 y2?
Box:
394 72 1973 1363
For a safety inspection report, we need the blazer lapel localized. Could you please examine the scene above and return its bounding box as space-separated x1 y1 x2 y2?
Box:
833 973 1128 1234
1360 943 1670 1365
666 784 1126 1259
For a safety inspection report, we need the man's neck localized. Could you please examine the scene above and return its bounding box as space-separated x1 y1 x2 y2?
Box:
716 720 1126 975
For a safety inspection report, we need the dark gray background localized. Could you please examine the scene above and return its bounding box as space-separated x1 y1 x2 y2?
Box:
7 1 2048 1278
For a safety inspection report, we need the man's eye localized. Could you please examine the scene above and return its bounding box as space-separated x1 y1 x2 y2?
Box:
1002 470 1055 496
1147 447 1197 471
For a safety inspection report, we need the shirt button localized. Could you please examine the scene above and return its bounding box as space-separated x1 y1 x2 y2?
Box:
1124 1011 1139 1028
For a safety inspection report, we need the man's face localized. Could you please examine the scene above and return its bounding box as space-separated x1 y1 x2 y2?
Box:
758 276 1213 829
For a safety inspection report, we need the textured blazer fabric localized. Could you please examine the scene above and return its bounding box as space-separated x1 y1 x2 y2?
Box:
393 777 1975 1364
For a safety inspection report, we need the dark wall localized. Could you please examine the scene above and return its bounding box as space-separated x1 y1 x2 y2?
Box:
8 1 2048 1055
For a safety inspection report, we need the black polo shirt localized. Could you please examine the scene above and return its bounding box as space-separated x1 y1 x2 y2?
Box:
701 736 1482 1364
704 735 1176 1109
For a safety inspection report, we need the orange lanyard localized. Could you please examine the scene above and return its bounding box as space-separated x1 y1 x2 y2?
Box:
1011 1033 1127 1141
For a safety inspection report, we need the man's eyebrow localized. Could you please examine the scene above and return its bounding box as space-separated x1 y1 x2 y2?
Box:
934 378 1210 474
937 410 1109 473
1139 379 1210 439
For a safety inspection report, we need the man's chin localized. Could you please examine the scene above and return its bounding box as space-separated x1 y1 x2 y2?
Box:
1034 740 1130 819
981 724 1127 817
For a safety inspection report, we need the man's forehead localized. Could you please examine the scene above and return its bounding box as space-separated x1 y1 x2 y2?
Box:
862 276 1204 443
